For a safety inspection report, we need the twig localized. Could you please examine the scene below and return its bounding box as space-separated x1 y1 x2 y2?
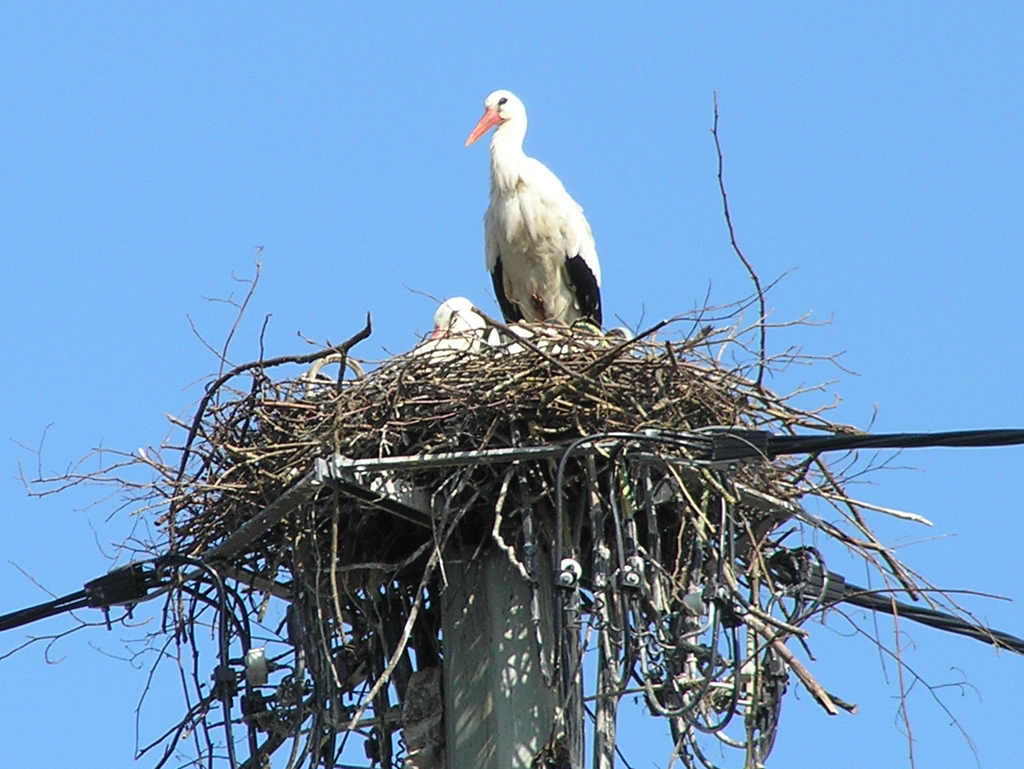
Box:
712 93 767 389
743 611 843 716
171 314 372 490
217 253 264 380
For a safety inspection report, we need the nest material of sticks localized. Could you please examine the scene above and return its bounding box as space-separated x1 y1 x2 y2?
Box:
165 319 838 556
113 312 906 769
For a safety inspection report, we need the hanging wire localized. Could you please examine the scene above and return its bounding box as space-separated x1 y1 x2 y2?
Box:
161 554 239 769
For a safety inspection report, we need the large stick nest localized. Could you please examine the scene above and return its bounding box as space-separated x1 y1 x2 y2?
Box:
63 307 937 769
163 314 839 556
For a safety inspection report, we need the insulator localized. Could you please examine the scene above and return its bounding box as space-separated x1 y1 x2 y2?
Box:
558 558 582 587
245 646 269 687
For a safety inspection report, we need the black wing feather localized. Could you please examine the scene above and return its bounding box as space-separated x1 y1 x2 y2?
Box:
490 256 523 323
565 255 602 326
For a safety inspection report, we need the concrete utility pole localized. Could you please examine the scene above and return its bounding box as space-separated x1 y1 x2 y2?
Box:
442 547 561 769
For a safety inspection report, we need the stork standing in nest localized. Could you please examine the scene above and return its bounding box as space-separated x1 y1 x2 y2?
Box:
466 90 603 327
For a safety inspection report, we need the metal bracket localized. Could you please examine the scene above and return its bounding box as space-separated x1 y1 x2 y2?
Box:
315 455 433 527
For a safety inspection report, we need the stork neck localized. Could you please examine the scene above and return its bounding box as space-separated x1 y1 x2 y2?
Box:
488 118 528 193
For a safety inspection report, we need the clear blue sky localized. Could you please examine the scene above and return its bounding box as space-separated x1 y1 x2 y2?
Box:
1 4 1022 767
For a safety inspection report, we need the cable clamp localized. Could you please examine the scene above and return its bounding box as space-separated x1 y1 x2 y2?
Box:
213 663 238 699
83 561 166 610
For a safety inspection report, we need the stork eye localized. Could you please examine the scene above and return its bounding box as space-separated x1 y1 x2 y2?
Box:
497 97 508 107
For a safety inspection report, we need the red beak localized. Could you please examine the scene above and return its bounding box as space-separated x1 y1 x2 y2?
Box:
465 108 502 146
429 327 448 341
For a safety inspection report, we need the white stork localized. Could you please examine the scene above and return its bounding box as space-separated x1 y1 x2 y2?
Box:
466 90 603 326
413 297 490 360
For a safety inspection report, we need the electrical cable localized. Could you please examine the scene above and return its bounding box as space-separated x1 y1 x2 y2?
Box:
768 549 1024 656
676 426 1024 463
0 590 89 632
840 584 1024 655
0 557 241 767
160 554 239 769
0 560 165 633
762 428 1024 459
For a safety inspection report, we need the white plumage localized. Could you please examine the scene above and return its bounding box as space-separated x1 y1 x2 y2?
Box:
413 297 489 360
466 90 603 326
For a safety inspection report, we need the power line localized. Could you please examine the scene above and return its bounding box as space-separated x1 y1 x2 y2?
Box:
768 548 1024 656
0 561 165 633
651 426 1024 463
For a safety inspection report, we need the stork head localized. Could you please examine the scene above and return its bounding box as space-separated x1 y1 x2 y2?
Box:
430 297 486 340
465 90 526 146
